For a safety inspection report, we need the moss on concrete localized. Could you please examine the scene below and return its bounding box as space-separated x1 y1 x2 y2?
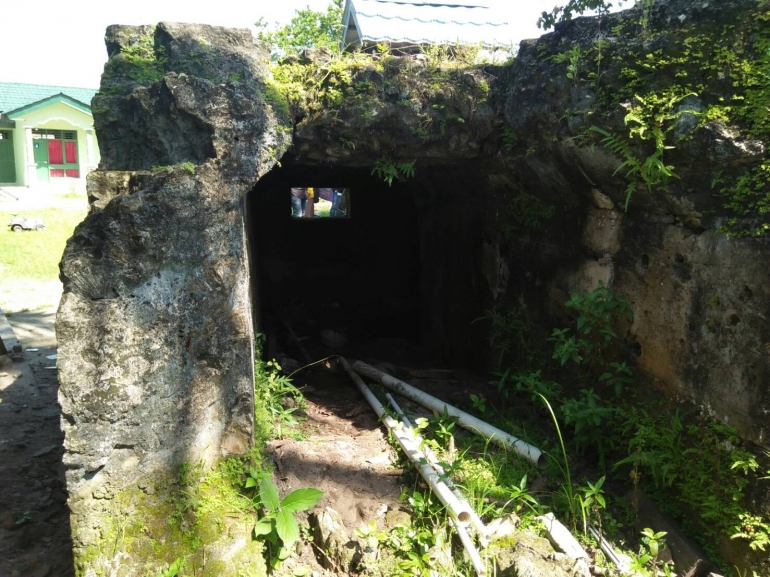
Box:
72 457 268 577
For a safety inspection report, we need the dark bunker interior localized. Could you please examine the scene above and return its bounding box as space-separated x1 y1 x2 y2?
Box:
245 158 494 369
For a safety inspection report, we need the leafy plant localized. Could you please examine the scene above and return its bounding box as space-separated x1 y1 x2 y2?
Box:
599 361 633 396
473 308 527 367
257 0 343 60
153 558 185 577
578 475 606 535
590 91 694 211
553 46 583 85
731 513 770 552
500 475 541 515
247 472 324 568
538 0 656 31
470 393 487 413
630 528 675 576
538 0 618 30
254 358 306 444
561 389 616 459
562 281 633 372
372 157 417 186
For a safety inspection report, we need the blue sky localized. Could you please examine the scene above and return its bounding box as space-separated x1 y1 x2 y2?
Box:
0 0 626 88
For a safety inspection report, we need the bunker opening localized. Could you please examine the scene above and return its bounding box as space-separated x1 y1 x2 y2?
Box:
246 157 492 370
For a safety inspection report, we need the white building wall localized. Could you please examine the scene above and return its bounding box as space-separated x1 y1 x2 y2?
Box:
7 101 100 188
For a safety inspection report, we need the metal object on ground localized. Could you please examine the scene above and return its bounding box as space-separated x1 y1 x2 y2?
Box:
352 360 546 467
8 214 45 232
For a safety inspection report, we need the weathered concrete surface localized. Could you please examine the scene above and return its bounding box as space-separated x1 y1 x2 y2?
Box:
289 49 501 164
57 22 289 576
497 0 770 448
56 1 770 574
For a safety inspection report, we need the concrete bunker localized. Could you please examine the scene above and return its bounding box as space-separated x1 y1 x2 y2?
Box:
55 4 770 573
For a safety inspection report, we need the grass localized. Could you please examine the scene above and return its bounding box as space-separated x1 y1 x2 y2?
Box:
0 207 86 282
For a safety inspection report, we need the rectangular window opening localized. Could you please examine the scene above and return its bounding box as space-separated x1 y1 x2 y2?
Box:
290 187 351 219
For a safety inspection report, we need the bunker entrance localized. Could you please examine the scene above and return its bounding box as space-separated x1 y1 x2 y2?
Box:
246 159 490 369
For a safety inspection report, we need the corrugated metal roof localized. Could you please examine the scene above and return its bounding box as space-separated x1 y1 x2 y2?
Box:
345 0 515 47
0 82 97 115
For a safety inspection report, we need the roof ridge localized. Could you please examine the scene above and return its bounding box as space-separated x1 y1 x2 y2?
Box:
0 81 99 91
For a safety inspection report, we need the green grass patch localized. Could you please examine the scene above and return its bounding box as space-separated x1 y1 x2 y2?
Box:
0 207 86 281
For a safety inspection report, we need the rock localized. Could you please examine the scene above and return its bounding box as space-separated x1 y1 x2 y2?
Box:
1 514 21 531
309 507 361 572
57 20 289 577
31 444 59 458
487 514 520 542
30 564 51 577
590 189 615 210
493 531 590 577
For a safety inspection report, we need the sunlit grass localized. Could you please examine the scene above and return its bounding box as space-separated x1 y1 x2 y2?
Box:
0 207 86 282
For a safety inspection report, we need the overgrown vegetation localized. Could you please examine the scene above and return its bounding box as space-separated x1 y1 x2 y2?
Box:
537 0 770 233
256 0 343 60
103 31 167 84
475 284 769 575
538 0 655 31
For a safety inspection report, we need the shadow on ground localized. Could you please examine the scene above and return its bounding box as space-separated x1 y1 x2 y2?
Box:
0 344 74 577
5 308 58 350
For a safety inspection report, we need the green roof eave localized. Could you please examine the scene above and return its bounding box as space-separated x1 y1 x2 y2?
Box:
0 116 15 128
6 93 92 118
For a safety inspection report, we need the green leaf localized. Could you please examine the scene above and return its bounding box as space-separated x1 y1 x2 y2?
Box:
260 477 281 512
245 477 257 488
255 517 275 537
276 509 300 548
596 494 606 508
281 488 325 513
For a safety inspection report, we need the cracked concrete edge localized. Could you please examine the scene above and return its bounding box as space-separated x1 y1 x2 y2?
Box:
0 305 21 356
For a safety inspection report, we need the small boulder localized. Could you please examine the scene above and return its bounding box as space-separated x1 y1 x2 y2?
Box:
309 507 361 572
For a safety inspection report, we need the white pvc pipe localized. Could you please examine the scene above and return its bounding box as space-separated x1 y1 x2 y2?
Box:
339 358 472 527
352 361 546 467
537 513 589 559
385 392 489 547
450 517 488 576
588 523 631 573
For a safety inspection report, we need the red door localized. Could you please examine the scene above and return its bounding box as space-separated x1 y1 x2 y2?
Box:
48 140 64 178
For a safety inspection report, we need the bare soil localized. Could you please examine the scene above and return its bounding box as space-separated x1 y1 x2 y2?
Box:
0 304 476 577
0 346 73 577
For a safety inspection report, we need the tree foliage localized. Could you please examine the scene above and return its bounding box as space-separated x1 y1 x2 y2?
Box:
538 0 621 30
257 0 343 58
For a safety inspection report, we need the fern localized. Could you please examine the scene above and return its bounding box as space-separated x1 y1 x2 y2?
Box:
589 125 679 211
590 126 642 210
372 157 416 186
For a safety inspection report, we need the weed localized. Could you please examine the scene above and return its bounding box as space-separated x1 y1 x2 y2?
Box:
473 308 527 367
372 157 416 186
254 358 306 444
552 46 583 85
470 394 487 414
151 557 185 577
246 472 324 570
339 137 356 150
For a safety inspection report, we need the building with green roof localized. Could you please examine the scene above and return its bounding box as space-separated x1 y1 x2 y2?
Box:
0 82 100 187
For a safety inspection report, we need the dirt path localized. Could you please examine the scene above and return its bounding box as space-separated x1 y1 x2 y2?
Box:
271 368 405 527
0 345 73 577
